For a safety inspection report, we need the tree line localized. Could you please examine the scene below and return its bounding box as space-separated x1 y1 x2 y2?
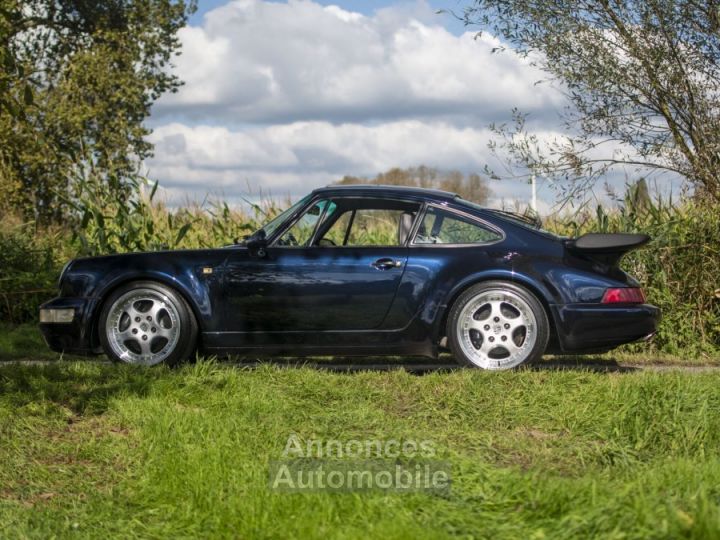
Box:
337 166 492 204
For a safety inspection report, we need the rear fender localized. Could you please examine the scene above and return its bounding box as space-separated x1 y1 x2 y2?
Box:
431 270 560 341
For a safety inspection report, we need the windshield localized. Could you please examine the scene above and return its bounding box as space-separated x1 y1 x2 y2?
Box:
254 195 311 239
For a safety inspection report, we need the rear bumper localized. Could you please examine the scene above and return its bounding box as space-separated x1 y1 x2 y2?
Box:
552 303 660 352
38 297 100 355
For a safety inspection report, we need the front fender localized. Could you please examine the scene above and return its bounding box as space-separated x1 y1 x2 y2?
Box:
82 268 212 350
92 269 211 321
61 249 228 346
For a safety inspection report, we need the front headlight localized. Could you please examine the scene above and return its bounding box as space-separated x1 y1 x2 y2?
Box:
39 308 75 323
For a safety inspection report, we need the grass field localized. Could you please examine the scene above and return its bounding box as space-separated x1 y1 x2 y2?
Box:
1 325 720 539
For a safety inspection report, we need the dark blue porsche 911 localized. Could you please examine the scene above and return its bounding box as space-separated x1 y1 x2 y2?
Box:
39 185 659 370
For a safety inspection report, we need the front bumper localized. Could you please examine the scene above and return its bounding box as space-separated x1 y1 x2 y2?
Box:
38 297 100 355
552 303 660 352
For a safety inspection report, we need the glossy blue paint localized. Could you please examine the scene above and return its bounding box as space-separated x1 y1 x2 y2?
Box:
222 246 411 332
39 185 660 359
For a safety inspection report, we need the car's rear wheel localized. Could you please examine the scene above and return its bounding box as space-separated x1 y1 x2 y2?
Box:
447 281 549 370
99 281 197 366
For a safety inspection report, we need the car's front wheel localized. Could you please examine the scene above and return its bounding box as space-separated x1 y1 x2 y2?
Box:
99 281 198 366
447 281 549 370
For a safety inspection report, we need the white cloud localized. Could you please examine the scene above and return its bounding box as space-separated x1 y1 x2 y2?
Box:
148 120 503 196
146 0 568 208
153 0 561 124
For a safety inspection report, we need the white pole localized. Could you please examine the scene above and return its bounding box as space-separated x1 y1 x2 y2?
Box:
531 173 537 213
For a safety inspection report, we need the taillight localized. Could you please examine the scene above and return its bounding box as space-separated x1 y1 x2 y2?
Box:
601 287 646 304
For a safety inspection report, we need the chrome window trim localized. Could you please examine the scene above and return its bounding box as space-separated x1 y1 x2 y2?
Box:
271 194 424 249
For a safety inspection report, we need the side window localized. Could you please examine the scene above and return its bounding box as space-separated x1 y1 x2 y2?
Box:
317 203 419 247
321 210 352 246
413 207 501 245
346 209 403 246
277 200 335 246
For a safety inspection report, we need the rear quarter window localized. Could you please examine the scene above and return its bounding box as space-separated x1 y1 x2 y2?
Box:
413 207 502 245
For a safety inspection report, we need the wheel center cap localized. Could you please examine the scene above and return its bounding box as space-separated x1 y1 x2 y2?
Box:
493 324 502 334
140 322 149 332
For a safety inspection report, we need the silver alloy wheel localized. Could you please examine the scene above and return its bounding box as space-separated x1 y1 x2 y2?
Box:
105 288 181 365
457 289 537 370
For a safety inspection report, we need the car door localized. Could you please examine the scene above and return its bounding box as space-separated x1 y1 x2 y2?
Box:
222 197 421 334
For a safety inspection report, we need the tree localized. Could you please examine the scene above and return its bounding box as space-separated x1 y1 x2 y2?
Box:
337 165 492 204
0 0 196 223
461 0 720 202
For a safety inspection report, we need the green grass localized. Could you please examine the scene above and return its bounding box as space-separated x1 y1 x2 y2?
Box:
0 323 50 360
0 359 720 538
2 323 720 538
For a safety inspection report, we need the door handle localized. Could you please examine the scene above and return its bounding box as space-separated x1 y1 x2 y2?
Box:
371 258 403 270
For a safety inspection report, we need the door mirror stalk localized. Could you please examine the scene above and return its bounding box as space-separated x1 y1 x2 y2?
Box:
245 230 268 258
247 237 268 258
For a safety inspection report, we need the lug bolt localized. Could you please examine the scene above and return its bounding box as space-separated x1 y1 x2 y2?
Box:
494 317 500 322
142 335 148 341
146 316 152 321
151 327 156 333
489 337 495 342
501 336 507 342
135 317 140 322
504 323 510 329
132 328 138 334
484 324 490 331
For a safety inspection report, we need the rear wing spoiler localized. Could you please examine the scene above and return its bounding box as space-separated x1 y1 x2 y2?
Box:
564 233 650 266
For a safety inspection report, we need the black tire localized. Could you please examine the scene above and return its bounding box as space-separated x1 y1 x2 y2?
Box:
447 281 549 370
98 280 198 366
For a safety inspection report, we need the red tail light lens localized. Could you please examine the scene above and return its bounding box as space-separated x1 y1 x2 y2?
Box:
601 287 646 304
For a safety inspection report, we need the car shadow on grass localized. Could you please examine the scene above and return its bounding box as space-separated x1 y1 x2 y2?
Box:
224 355 638 374
530 356 639 373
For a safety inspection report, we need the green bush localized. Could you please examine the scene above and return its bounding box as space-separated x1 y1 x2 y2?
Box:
0 219 65 323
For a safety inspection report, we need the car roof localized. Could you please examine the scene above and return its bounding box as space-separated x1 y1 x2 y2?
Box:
312 184 460 202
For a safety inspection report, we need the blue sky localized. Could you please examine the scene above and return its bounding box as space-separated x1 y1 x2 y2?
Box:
190 0 469 33
145 0 656 213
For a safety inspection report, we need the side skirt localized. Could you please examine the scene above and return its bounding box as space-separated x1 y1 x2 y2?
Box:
200 330 437 359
